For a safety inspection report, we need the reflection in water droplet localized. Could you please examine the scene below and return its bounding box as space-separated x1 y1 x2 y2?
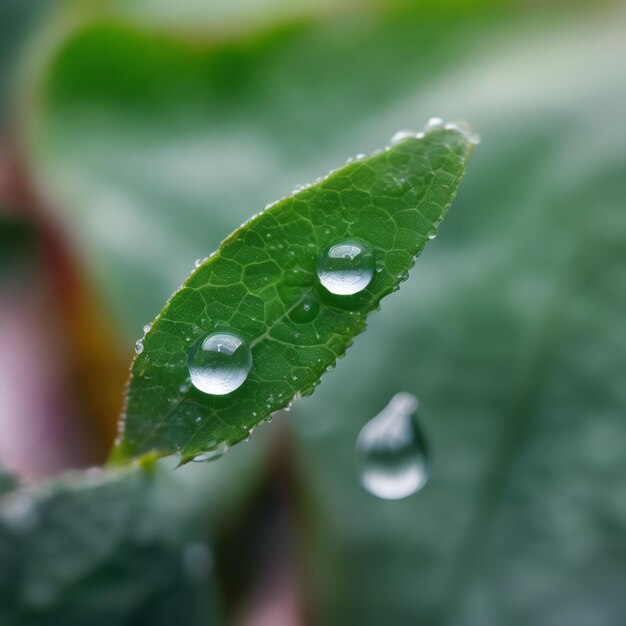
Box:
289 294 320 323
356 392 428 500
317 240 374 295
188 332 252 395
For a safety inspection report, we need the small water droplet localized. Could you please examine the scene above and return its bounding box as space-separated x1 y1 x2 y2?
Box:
444 120 481 145
193 443 228 462
188 332 252 395
317 240 375 295
289 294 320 323
424 117 444 132
390 129 416 144
143 323 152 334
356 392 428 500
195 416 202 423
135 340 144 354
194 259 202 268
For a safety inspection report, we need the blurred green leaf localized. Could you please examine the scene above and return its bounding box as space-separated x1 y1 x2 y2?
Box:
0 464 219 626
115 128 474 463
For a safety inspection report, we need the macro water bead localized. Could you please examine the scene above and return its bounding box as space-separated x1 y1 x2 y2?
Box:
317 240 375 295
187 332 252 395
356 392 429 500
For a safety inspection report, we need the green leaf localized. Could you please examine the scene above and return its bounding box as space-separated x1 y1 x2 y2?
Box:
0 463 219 625
114 127 475 463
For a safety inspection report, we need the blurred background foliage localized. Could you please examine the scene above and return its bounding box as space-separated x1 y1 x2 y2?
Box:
0 0 625 624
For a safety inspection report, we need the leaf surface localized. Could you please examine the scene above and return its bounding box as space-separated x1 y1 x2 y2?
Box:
116 128 474 462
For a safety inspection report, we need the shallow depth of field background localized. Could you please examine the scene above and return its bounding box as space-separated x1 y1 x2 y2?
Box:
1 1 625 625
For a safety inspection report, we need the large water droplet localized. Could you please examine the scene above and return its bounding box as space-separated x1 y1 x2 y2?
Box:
289 293 320 323
356 392 428 500
188 332 252 395
317 240 374 295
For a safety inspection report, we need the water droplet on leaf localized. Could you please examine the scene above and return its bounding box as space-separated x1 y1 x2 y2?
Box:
390 129 416 144
317 240 374 295
188 332 252 395
356 392 428 500
289 294 320 323
135 340 144 354
193 442 229 462
424 117 444 132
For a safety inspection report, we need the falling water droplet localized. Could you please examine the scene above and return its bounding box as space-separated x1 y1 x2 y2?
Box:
188 332 252 395
317 240 374 295
356 392 428 500
289 294 320 323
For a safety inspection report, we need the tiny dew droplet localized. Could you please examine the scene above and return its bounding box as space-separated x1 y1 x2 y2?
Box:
390 128 416 144
356 392 428 500
193 443 229 462
289 293 320 323
188 332 252 395
194 259 202 268
135 340 144 354
317 240 374 295
424 117 444 132
143 323 152 333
